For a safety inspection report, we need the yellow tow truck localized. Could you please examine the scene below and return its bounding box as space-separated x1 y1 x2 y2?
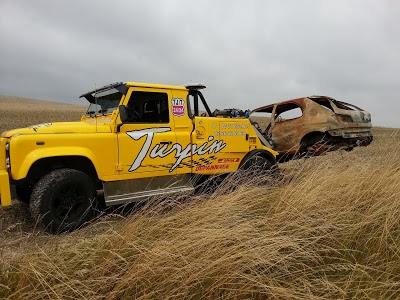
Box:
0 82 278 232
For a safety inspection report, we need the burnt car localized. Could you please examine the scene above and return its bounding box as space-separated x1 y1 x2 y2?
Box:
250 96 372 158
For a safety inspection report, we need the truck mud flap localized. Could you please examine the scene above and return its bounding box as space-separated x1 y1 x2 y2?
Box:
0 170 11 206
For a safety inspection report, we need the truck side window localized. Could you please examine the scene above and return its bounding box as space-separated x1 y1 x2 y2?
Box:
127 91 169 123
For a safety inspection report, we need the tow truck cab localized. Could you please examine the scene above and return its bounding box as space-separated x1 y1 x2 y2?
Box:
0 82 278 232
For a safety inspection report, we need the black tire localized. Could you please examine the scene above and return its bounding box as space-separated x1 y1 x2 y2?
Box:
242 154 273 171
16 184 34 204
300 133 332 156
30 168 97 233
239 154 281 184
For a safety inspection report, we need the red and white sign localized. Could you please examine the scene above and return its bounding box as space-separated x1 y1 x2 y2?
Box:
218 158 240 163
171 98 185 117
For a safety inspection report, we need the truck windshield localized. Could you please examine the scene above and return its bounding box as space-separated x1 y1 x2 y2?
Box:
86 88 122 116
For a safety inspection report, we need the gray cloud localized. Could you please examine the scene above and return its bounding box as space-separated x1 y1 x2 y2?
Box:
0 0 399 127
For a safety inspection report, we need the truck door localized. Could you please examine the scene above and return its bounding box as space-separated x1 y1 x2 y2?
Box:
117 87 177 177
166 88 220 175
186 90 229 173
169 89 195 175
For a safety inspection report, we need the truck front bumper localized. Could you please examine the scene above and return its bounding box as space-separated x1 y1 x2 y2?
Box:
0 170 11 206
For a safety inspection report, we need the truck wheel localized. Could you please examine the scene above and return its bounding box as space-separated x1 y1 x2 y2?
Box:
16 184 34 204
242 154 273 171
240 154 279 183
30 168 97 233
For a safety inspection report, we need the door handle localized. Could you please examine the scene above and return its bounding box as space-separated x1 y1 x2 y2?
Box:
160 141 172 145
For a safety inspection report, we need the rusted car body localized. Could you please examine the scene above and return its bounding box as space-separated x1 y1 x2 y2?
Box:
251 96 372 157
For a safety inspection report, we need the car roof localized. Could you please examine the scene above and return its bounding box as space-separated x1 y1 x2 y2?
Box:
251 95 339 113
251 96 308 113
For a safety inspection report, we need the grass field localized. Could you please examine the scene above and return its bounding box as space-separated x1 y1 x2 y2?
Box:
0 96 399 299
0 96 85 132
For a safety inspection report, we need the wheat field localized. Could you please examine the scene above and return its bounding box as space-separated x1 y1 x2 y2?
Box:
0 96 399 299
0 96 85 132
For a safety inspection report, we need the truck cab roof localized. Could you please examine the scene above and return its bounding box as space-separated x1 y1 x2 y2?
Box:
80 82 206 103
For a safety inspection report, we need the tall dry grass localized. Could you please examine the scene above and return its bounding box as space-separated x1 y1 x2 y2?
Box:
1 123 399 299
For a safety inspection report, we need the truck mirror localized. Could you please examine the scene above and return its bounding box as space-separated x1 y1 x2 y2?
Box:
119 105 128 122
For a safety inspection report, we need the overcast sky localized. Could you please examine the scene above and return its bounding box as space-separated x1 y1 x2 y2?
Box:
0 0 399 127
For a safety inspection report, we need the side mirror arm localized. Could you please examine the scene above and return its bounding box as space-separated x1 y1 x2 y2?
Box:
116 123 123 133
117 105 129 133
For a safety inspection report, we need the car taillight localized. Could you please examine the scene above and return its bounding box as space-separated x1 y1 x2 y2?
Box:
364 113 371 123
338 115 353 123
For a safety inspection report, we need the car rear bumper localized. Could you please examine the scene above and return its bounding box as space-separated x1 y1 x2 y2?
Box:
0 169 11 206
328 128 372 139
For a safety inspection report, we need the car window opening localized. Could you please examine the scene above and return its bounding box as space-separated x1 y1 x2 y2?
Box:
250 112 272 133
275 104 303 122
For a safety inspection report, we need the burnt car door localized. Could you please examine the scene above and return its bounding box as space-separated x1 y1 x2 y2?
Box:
268 102 304 153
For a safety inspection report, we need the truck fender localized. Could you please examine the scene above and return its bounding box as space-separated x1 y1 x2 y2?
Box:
12 147 101 181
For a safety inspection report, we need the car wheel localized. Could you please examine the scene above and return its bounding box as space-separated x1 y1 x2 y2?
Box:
30 168 97 233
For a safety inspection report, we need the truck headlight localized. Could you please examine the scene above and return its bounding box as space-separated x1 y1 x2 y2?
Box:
5 142 10 172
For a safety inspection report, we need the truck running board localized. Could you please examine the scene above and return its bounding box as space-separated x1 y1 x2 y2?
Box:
103 174 193 206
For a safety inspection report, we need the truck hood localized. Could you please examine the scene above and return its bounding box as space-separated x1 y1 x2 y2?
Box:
1 121 112 138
